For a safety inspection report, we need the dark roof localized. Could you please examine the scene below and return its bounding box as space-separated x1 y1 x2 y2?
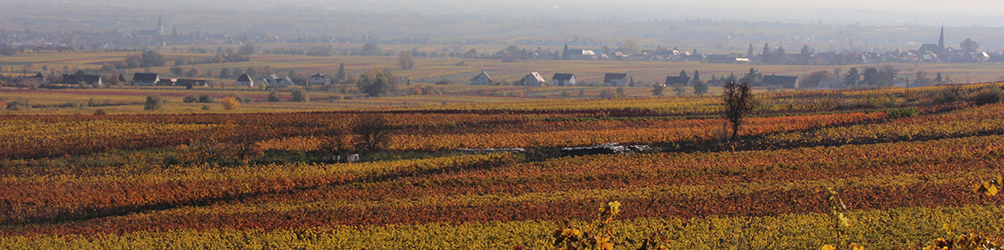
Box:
471 71 491 81
62 74 101 84
176 79 208 84
237 73 253 82
133 73 159 81
603 73 628 83
665 76 691 85
552 73 575 80
762 75 799 85
311 72 325 78
918 43 943 54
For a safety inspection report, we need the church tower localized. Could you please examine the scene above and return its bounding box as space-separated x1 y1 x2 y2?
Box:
158 13 163 36
937 25 944 51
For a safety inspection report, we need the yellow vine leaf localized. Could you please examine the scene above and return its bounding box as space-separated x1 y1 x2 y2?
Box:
851 242 864 250
821 244 836 250
983 181 999 196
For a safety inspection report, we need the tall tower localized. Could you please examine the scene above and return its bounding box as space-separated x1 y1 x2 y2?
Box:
937 25 944 51
158 13 163 36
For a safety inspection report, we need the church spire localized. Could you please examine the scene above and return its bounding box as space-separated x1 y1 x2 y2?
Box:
938 24 944 50
158 13 163 36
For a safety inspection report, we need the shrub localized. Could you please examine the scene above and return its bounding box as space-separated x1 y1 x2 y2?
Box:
267 90 281 102
183 95 199 103
0 100 6 110
221 97 240 110
198 94 215 103
933 84 965 104
291 88 309 102
652 84 665 96
886 107 918 119
144 94 164 110
93 109 106 116
599 88 616 99
970 87 1002 105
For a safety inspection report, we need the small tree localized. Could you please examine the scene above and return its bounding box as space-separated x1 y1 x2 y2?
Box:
398 51 415 70
599 88 617 99
221 97 240 110
652 84 665 96
357 69 396 97
183 95 199 103
267 90 281 102
673 84 687 96
198 94 215 103
291 88 309 102
144 94 164 110
723 80 755 141
693 81 708 96
169 67 184 76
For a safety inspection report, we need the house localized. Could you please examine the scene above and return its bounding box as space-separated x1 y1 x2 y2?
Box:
664 76 691 87
470 71 492 85
32 72 57 83
567 49 597 60
157 78 177 86
603 73 629 86
917 26 946 56
521 72 546 86
762 75 800 89
136 14 163 38
309 72 330 85
704 54 734 63
552 73 576 86
817 78 844 89
262 74 294 87
132 73 160 86
62 74 102 86
236 73 255 87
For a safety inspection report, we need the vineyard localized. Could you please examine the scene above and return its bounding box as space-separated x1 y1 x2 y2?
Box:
2 83 1004 249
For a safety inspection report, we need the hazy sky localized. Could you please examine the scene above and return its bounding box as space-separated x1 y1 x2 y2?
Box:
14 0 1004 26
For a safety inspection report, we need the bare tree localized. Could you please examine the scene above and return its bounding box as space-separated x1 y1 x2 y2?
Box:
352 114 392 153
723 80 755 141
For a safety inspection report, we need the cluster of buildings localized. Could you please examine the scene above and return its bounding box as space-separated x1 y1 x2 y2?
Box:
557 27 1003 65
469 70 804 89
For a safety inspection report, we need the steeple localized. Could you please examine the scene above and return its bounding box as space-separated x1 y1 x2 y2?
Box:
158 13 163 36
938 25 944 50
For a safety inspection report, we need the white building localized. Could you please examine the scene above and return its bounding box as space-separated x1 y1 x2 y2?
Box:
521 72 546 86
236 73 255 87
552 73 576 86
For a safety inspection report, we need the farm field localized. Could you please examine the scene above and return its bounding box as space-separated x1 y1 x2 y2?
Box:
2 82 1004 249
2 51 1004 87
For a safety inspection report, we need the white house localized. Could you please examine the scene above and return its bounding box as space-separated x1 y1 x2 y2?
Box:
552 73 576 86
470 71 492 85
521 72 546 86
236 73 254 87
603 73 629 86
